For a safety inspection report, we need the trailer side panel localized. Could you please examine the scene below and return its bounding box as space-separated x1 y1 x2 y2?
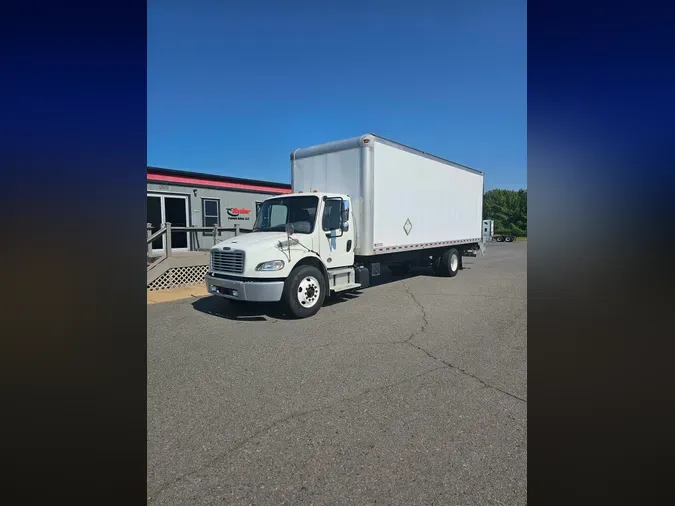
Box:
371 140 483 254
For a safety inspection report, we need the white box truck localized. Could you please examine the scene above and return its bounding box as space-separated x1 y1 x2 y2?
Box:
205 134 485 318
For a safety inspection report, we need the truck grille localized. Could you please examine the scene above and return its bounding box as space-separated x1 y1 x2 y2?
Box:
211 249 245 274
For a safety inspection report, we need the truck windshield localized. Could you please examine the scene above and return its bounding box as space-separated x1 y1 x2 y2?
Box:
253 195 319 234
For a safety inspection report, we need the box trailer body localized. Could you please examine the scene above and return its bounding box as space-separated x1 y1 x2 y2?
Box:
206 134 486 318
291 134 484 257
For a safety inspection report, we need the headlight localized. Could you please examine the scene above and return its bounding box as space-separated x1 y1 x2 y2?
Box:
255 260 285 271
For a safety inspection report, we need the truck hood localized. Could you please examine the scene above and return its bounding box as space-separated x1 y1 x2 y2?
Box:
215 231 287 249
213 231 314 252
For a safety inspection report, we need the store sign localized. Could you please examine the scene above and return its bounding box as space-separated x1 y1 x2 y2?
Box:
226 207 252 220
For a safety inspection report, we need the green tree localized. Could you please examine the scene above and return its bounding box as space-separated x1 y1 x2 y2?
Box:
483 189 527 237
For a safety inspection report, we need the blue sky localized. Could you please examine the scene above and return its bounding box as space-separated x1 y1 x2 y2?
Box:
148 1 526 191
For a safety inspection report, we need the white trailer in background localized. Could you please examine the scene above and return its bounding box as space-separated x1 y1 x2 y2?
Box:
483 220 515 243
206 134 486 318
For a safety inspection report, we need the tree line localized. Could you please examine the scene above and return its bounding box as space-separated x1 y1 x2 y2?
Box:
483 189 527 237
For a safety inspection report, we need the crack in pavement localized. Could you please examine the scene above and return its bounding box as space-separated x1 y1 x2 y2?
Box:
402 281 527 405
148 365 445 502
149 280 525 501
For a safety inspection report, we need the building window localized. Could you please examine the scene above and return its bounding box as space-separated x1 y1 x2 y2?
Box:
202 198 220 235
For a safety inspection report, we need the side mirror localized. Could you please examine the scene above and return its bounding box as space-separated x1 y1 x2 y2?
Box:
285 223 295 236
341 200 350 222
341 221 350 232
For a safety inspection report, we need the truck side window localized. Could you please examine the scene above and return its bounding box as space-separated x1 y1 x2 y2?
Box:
322 199 342 231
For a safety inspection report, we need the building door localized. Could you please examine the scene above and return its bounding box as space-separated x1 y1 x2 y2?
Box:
147 193 191 254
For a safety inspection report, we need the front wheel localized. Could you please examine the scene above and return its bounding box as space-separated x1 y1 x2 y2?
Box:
283 265 326 318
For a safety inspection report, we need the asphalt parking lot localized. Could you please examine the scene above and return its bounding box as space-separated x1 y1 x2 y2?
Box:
148 242 527 505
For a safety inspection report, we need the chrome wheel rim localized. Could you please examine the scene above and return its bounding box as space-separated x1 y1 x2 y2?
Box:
298 276 321 308
450 253 459 272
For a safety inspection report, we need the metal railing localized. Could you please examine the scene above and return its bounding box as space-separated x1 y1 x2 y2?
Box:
147 223 250 263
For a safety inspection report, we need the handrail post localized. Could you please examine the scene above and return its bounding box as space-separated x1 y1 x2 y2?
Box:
147 223 153 256
213 225 218 247
165 222 172 257
234 223 239 236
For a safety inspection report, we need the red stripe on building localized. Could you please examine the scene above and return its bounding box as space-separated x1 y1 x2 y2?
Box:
148 173 292 194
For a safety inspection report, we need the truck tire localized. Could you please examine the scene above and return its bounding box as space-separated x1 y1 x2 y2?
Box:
505 236 513 242
496 236 504 242
282 265 326 319
439 248 460 277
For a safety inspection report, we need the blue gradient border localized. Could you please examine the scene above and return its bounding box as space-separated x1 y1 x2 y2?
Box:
2 1 147 503
529 0 674 503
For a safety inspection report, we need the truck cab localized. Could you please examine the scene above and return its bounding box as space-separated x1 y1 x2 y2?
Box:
205 191 364 318
483 220 494 242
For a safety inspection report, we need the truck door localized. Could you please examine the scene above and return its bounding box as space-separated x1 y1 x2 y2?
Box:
319 197 355 269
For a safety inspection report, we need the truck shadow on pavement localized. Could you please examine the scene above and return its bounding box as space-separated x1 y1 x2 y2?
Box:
190 265 466 322
192 296 286 322
191 289 371 322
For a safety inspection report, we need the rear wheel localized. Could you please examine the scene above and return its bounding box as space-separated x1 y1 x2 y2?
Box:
283 265 326 318
505 236 514 242
496 236 504 242
438 248 460 277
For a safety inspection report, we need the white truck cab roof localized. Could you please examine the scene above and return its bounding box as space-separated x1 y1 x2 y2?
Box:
265 191 347 200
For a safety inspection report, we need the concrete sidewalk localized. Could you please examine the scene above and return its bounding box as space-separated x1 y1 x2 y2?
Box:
147 285 208 304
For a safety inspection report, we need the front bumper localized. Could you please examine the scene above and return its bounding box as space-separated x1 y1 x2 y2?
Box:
205 273 284 302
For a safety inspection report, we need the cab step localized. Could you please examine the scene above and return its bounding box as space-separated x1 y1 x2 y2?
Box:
327 267 361 292
332 282 362 293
